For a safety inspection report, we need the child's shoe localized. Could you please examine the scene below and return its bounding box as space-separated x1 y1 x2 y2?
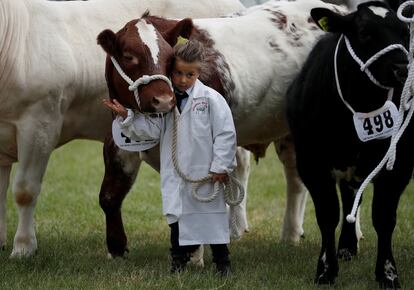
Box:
170 254 189 273
215 257 231 277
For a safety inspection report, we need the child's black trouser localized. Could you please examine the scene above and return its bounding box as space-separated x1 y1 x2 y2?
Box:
169 222 229 263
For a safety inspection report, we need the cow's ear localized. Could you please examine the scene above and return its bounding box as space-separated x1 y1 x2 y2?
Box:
161 18 194 47
311 8 347 33
97 29 117 56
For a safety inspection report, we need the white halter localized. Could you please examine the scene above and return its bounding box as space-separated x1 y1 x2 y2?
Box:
334 35 408 114
110 56 173 111
333 16 413 223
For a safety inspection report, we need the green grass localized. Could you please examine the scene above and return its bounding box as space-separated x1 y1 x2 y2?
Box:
1 140 414 289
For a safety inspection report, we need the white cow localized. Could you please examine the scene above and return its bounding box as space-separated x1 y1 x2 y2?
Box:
0 0 246 257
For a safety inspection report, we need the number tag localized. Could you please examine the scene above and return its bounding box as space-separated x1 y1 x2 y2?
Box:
353 101 398 142
112 120 159 151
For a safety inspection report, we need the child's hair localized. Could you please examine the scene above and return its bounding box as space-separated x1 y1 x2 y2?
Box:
173 39 205 63
169 39 206 75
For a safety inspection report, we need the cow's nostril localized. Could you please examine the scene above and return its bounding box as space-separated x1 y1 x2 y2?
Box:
153 97 160 105
393 63 408 83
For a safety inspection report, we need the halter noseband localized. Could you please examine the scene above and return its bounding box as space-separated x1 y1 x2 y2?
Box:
110 56 173 112
334 34 408 114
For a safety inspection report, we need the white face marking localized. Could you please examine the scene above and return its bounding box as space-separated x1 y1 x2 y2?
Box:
368 6 389 18
135 20 159 66
384 260 397 281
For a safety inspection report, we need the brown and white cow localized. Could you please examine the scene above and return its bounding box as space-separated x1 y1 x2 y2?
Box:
0 0 245 257
98 0 351 257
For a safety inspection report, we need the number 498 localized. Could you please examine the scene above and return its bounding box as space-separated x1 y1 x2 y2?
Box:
363 110 394 135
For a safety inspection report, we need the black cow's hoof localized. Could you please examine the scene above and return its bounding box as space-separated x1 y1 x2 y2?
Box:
378 277 401 290
337 248 354 261
108 246 128 258
314 273 336 285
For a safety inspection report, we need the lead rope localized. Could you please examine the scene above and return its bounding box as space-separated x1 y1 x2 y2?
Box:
345 3 414 223
171 109 245 238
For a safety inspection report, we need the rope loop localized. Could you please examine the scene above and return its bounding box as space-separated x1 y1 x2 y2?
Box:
397 1 414 23
191 174 245 206
171 109 244 207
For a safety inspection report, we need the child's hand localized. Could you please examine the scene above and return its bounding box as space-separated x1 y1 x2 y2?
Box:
211 172 228 183
102 98 128 119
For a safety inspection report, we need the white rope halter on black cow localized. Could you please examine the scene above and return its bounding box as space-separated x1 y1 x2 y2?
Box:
336 2 414 223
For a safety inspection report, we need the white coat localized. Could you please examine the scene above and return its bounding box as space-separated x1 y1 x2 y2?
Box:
116 79 237 245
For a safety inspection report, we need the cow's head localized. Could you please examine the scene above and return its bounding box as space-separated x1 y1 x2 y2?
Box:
311 1 409 88
97 12 193 113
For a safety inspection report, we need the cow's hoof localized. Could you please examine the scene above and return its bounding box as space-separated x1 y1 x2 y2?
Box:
10 238 37 258
337 248 355 261
107 252 128 259
107 246 128 258
314 272 336 285
10 248 37 258
378 277 401 290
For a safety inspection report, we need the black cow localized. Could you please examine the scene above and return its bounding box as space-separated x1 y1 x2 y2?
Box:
286 1 411 288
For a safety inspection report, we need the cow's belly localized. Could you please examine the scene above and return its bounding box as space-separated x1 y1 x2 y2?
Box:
233 106 289 146
58 96 113 146
0 122 17 165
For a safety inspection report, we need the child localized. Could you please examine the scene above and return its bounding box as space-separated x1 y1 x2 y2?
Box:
103 39 237 276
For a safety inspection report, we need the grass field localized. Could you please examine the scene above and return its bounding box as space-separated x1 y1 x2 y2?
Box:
1 140 413 289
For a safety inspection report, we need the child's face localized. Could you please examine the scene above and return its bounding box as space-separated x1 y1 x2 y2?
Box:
171 58 200 92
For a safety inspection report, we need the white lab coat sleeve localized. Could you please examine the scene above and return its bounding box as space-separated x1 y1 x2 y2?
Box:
115 108 163 141
209 92 237 174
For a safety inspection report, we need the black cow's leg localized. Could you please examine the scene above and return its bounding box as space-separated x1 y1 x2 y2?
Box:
337 180 359 260
372 181 402 289
312 185 340 285
372 170 411 289
99 136 141 257
296 157 339 285
372 126 414 289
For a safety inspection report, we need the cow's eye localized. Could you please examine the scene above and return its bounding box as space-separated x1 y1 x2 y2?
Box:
123 53 139 65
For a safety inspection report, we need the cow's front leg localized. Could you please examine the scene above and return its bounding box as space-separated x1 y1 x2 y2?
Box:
296 154 339 284
372 176 408 289
275 137 307 243
11 115 59 257
0 165 11 250
99 137 141 258
372 189 401 289
311 183 339 285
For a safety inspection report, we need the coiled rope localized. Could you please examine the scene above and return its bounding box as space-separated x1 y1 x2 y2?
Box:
171 109 244 205
171 109 245 237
